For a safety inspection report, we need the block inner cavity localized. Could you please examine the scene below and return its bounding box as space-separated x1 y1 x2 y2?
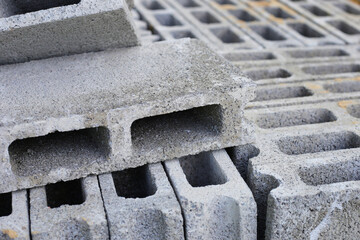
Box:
112 164 157 198
0 0 81 18
46 179 85 208
299 159 360 186
8 127 111 177
277 131 360 155
131 105 223 153
0 193 12 217
180 151 228 187
256 108 336 129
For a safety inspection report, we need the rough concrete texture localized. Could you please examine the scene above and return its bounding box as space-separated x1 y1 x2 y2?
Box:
30 176 108 239
0 0 140 64
98 163 184 239
0 190 29 240
164 149 257 240
0 38 255 193
236 99 360 239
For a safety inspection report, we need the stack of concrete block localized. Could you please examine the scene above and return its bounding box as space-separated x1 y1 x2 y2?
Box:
0 0 258 239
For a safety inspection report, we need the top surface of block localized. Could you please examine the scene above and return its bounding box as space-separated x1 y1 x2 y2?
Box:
0 0 140 64
0 39 253 127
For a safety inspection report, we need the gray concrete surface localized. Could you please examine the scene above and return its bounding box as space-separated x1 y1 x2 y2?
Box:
99 163 184 239
0 0 140 64
0 190 29 240
237 99 360 239
164 149 257 240
30 176 108 239
0 38 255 193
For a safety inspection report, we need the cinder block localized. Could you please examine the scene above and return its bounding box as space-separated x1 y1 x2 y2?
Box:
0 0 140 64
0 39 255 193
201 0 304 48
0 190 29 240
220 44 360 68
98 163 184 239
164 149 257 240
239 99 360 239
30 176 108 240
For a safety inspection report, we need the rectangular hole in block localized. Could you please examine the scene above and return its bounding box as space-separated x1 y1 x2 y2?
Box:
0 193 12 217
46 179 85 208
223 52 276 62
214 0 235 5
302 64 360 75
265 7 295 19
211 27 243 43
191 11 220 24
253 86 313 101
226 144 259 180
277 131 360 155
250 25 286 41
299 159 360 186
245 68 292 81
334 3 360 15
155 13 182 26
287 49 349 58
142 0 164 10
256 108 336 129
288 23 324 38
347 104 360 118
301 4 330 16
8 127 110 177
171 30 196 39
131 105 223 152
4 0 81 17
324 81 360 93
112 165 157 198
327 20 360 35
175 0 199 8
228 9 258 22
180 151 227 187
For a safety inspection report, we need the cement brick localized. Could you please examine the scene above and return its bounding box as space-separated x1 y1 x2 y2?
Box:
98 163 184 239
0 0 140 65
0 39 255 193
163 0 263 50
241 60 360 86
30 176 108 240
220 44 360 68
164 149 257 240
280 0 360 44
0 190 29 240
236 99 360 239
200 0 304 48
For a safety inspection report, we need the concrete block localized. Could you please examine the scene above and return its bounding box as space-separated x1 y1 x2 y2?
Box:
0 190 29 240
201 0 304 48
30 176 108 239
0 39 255 193
279 0 360 44
98 163 184 239
0 0 140 65
164 149 257 240
237 99 360 239
220 44 360 68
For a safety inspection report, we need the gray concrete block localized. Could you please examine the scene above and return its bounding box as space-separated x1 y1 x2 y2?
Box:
135 0 262 50
0 190 29 240
220 44 360 68
98 163 184 240
0 0 140 65
30 176 108 240
164 149 257 240
201 0 304 48
237 99 360 239
0 39 255 193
